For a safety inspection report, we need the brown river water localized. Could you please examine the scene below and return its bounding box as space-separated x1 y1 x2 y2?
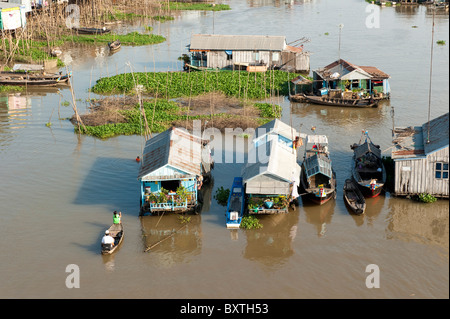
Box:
0 0 448 299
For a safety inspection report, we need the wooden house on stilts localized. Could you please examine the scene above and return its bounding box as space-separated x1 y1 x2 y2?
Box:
391 112 449 198
138 127 213 215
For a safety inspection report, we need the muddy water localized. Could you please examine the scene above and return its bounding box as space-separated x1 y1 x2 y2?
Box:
0 0 448 299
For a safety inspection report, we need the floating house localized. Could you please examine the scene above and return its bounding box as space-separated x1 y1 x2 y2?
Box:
242 137 301 214
138 127 213 215
188 34 310 72
312 59 390 99
0 2 26 30
391 112 449 198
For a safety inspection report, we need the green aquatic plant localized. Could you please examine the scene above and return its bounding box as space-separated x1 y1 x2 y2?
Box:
214 186 230 206
91 70 297 99
418 193 437 203
240 215 263 230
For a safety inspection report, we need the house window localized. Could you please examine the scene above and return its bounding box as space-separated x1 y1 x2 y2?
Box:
225 50 233 61
253 51 259 62
435 162 449 179
272 52 280 61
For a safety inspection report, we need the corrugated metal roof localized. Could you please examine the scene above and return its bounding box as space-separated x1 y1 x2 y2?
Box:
392 113 449 159
304 153 333 179
138 127 203 180
190 34 286 51
353 141 382 159
422 112 449 154
315 59 388 81
242 140 301 195
253 119 297 142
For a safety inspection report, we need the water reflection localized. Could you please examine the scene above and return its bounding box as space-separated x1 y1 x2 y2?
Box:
243 209 299 267
386 198 449 249
140 214 202 266
302 198 335 237
346 194 385 227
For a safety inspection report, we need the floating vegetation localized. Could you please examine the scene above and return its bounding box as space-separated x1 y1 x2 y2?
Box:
91 70 297 99
418 193 437 203
0 85 24 93
214 187 230 206
164 2 231 11
436 40 446 46
60 32 165 46
240 215 263 230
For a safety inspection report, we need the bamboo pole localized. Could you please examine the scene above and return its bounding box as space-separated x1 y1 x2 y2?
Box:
144 223 187 252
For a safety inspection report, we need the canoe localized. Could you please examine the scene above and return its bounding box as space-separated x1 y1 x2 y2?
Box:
0 72 71 86
101 223 124 255
300 94 378 108
108 40 121 52
226 177 245 229
343 179 366 215
72 27 111 35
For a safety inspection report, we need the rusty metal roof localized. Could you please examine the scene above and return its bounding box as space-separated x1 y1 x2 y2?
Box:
190 34 286 51
391 113 449 159
315 59 389 81
138 127 203 180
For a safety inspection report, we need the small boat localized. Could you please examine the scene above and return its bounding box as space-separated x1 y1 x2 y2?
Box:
72 27 111 35
300 93 378 108
300 134 337 205
0 71 71 86
343 179 366 215
101 223 124 255
108 40 121 52
351 131 386 198
226 177 245 229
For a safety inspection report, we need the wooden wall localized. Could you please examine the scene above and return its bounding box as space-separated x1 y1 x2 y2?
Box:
394 146 449 197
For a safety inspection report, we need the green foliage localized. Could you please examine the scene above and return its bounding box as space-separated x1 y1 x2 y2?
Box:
91 70 297 99
254 103 282 118
60 32 165 46
164 2 231 11
418 193 437 203
240 215 263 230
0 85 24 93
214 186 230 206
437 40 446 46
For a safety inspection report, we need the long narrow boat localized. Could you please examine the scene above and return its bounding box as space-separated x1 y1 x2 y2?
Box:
300 134 336 205
351 131 386 198
300 93 378 108
226 177 245 229
0 72 71 86
343 179 366 215
101 223 124 255
72 27 111 34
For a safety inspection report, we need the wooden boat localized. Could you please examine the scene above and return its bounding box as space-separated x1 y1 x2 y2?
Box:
300 93 378 108
101 223 124 255
72 27 111 35
351 131 386 198
300 134 336 205
343 179 366 215
226 177 245 229
0 71 71 86
108 40 121 52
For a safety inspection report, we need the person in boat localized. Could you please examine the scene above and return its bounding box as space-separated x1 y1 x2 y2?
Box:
102 230 115 248
136 156 140 162
113 211 122 224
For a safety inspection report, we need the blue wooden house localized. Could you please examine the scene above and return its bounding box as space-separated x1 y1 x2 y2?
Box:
138 127 213 215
